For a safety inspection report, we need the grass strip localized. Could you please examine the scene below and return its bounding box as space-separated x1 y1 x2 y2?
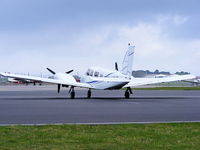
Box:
0 123 200 150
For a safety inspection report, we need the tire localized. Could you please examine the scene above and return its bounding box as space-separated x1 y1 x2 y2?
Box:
71 91 75 99
87 90 91 99
125 91 130 99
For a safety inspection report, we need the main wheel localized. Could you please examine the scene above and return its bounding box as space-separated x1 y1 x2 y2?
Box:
70 91 75 99
125 90 130 99
87 90 91 99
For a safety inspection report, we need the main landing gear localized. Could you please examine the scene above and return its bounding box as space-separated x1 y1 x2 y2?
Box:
69 87 92 99
124 87 133 99
68 87 132 99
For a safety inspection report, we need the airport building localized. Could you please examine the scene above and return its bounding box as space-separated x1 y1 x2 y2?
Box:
0 74 8 84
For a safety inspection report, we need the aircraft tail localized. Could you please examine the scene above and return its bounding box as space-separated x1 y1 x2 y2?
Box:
121 43 135 76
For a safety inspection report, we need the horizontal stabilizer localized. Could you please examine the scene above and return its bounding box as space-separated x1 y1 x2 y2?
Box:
124 75 196 87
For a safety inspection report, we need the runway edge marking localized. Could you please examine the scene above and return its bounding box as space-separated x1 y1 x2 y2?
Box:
1 120 200 126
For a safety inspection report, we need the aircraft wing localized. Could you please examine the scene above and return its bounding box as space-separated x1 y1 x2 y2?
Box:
124 74 196 87
0 72 92 88
183 79 200 84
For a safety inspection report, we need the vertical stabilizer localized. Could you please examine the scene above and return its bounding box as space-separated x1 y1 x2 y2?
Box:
121 43 135 76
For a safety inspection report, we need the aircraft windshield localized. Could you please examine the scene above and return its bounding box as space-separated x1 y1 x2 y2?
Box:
89 70 93 76
86 69 90 76
94 72 99 77
86 68 105 77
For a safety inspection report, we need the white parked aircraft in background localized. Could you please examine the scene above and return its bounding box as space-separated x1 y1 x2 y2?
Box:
0 44 196 99
183 77 200 85
7 77 42 85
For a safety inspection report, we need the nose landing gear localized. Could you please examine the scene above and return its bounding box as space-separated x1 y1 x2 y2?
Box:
87 89 91 99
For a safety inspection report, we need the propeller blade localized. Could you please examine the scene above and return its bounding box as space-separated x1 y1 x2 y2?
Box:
58 84 61 93
47 68 56 75
115 62 118 71
66 70 74 74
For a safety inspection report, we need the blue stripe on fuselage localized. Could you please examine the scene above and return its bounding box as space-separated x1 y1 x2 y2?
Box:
86 81 99 84
105 72 114 77
128 52 134 56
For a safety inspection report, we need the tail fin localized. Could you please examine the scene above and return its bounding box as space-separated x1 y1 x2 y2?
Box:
121 43 135 76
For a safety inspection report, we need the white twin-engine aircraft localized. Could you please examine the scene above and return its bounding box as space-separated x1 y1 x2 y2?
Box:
0 44 196 99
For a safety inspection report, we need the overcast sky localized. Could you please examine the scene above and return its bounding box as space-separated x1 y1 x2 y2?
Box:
0 0 199 75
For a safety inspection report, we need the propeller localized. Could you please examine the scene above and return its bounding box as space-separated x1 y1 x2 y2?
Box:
66 70 74 74
46 68 56 75
46 68 62 93
46 68 73 94
115 62 118 71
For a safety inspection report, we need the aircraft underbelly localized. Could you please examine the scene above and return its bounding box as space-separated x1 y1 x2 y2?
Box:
90 81 128 90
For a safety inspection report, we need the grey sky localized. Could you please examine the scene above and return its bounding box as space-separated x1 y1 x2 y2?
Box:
0 0 199 75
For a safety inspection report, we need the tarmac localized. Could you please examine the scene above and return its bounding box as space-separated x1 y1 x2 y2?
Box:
0 85 200 125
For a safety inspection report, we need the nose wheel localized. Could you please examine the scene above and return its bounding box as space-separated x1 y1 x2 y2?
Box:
87 89 91 99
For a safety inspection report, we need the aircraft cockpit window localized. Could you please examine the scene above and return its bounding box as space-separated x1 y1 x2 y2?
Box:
94 72 99 77
90 70 94 76
86 69 90 76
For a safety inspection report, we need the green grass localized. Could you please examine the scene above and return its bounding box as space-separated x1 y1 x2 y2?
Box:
0 123 200 150
134 86 200 90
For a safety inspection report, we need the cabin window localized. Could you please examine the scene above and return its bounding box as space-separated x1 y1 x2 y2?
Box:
94 72 99 77
90 70 94 76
